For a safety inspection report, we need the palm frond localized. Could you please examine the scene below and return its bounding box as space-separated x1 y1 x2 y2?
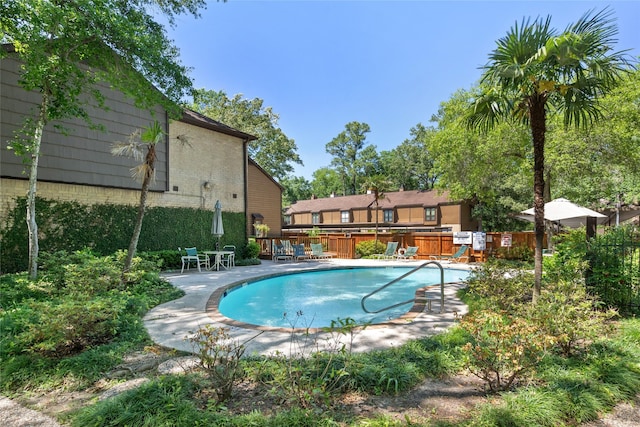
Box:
110 133 145 162
466 89 513 133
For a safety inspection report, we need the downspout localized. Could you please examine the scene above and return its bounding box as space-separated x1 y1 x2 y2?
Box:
243 138 249 241
164 111 170 192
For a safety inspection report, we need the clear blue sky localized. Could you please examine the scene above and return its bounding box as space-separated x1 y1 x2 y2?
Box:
164 1 639 180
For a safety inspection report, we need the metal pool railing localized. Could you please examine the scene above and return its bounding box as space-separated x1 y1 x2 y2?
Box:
360 261 445 314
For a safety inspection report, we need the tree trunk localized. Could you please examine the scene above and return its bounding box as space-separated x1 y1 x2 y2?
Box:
530 96 547 305
26 94 49 280
123 146 155 273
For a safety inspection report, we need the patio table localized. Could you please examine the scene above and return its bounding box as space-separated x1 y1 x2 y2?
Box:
203 250 235 271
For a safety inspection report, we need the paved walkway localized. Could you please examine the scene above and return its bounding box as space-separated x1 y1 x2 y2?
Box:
144 259 472 356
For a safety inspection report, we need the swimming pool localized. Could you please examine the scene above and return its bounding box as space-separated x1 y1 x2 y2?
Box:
216 267 470 329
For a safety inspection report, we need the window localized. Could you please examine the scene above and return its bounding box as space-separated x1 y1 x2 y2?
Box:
341 211 350 223
425 207 437 222
312 212 320 224
383 209 394 223
283 215 291 225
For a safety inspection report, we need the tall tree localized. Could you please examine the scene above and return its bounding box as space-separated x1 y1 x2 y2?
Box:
189 89 302 180
111 121 165 273
1 0 203 279
467 8 632 302
310 167 343 198
326 121 376 195
380 124 438 191
280 175 312 207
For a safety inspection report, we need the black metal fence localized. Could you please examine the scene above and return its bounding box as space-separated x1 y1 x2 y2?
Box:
587 226 640 315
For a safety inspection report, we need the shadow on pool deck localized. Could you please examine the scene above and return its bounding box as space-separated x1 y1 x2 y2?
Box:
144 259 473 356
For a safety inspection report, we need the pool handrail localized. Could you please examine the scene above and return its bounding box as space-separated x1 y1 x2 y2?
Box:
360 261 446 314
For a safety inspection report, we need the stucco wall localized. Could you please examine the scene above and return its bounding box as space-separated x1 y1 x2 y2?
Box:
168 121 245 213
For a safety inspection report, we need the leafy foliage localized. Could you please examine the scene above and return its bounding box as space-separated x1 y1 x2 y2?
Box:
465 259 534 311
189 89 302 180
0 197 247 274
461 310 555 392
0 249 183 379
355 240 387 258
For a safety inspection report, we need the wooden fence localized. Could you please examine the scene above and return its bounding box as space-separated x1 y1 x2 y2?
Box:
264 231 541 262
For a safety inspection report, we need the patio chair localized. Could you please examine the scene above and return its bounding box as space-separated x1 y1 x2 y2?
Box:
373 241 399 259
181 247 210 273
280 239 294 255
429 245 469 263
397 246 419 260
273 243 293 262
221 245 236 268
292 244 310 262
310 243 334 260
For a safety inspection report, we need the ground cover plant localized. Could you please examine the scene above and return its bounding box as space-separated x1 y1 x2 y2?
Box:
1 245 639 426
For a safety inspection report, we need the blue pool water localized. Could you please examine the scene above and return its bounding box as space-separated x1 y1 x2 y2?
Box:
218 267 469 328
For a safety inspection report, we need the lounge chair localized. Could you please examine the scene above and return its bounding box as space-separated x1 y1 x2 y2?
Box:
273 243 293 262
292 244 310 262
280 239 294 255
373 241 399 259
397 246 419 260
429 245 469 263
181 247 210 273
310 243 333 260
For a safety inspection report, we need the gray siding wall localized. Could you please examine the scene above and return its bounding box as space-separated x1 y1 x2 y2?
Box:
1 55 168 191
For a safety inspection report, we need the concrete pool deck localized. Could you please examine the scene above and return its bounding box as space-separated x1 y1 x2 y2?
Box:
144 258 474 357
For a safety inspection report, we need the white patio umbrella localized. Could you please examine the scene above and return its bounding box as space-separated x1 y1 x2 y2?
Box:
519 198 607 228
211 200 224 249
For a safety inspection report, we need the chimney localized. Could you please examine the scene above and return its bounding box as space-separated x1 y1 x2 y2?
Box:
330 192 335 198
311 194 317 199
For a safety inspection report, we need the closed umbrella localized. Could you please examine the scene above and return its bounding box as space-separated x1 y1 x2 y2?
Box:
211 200 224 250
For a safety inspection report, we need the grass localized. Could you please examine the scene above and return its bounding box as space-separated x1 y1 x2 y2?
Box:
2 251 640 426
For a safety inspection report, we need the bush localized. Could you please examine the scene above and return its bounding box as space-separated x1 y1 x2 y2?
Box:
240 241 260 260
460 310 555 392
1 249 182 360
356 240 387 258
491 243 534 262
465 259 534 311
15 296 125 357
529 278 618 357
188 325 247 403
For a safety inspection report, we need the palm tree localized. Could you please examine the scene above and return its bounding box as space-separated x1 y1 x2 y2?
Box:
111 121 165 273
467 8 632 303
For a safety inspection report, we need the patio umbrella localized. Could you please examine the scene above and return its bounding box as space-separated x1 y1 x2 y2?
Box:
519 198 607 228
211 200 224 250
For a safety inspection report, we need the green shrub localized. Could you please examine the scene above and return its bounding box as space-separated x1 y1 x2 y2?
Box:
240 240 260 259
491 243 534 262
465 259 534 311
1 250 182 360
138 249 181 270
529 278 618 357
356 240 387 258
0 196 248 274
460 310 555 392
15 296 125 357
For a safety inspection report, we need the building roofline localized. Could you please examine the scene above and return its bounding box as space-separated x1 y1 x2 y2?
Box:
180 109 257 141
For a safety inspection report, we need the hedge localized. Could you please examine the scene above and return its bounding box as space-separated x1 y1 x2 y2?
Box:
0 197 247 274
